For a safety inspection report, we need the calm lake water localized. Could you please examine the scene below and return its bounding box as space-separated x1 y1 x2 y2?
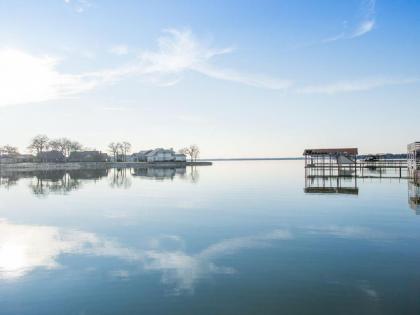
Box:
1 161 420 315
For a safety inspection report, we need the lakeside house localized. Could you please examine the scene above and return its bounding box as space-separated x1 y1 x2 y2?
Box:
68 151 108 162
37 150 66 163
0 154 34 164
131 148 186 163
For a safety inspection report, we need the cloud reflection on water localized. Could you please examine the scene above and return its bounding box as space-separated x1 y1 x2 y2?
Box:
1 218 396 295
0 218 291 293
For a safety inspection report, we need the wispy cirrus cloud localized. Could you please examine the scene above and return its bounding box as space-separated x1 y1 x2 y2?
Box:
0 29 293 107
323 0 376 43
0 26 416 107
297 77 418 95
137 29 293 90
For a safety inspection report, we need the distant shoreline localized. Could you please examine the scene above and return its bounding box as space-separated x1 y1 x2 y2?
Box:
200 158 303 161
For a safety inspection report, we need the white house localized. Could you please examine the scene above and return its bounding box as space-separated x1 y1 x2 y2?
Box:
174 154 187 162
131 148 187 163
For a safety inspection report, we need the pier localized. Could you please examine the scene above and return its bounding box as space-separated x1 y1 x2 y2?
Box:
303 147 413 196
303 143 420 212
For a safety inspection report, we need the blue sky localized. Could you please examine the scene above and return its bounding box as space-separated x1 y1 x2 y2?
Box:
0 0 419 157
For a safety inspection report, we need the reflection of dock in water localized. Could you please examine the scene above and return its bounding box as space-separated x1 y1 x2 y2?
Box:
303 147 414 196
408 179 420 214
305 167 359 195
304 186 359 195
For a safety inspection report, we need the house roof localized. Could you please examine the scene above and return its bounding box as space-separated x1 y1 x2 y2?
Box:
69 151 103 157
37 150 65 157
303 148 358 156
146 148 174 156
137 150 153 155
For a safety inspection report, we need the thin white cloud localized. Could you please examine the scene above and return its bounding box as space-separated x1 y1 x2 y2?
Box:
109 45 129 56
0 29 292 107
193 63 292 90
351 19 375 38
298 77 418 95
324 0 376 42
137 29 293 89
0 49 107 107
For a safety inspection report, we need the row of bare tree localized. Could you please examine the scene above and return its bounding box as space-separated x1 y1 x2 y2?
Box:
27 135 83 157
108 142 132 162
0 145 19 156
2 135 201 162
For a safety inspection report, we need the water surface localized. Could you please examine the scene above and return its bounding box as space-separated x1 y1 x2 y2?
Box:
0 161 419 315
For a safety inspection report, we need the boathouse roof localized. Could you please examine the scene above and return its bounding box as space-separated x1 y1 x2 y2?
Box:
303 148 358 156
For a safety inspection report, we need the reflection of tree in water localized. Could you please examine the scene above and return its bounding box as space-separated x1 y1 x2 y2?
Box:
178 166 199 183
1 169 109 196
109 168 132 189
188 166 199 183
0 175 18 189
30 173 81 197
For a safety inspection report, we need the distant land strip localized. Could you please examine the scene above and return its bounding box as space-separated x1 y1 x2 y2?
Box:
200 157 304 161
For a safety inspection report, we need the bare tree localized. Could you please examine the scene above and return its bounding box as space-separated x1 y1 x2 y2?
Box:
117 143 124 161
48 139 61 151
180 145 200 162
122 141 131 161
0 145 19 156
191 145 200 162
48 138 82 157
69 141 83 154
108 142 119 161
28 135 49 154
49 138 69 156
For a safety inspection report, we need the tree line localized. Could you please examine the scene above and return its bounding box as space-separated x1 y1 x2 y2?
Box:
27 135 83 157
1 135 200 162
108 142 132 162
0 145 19 156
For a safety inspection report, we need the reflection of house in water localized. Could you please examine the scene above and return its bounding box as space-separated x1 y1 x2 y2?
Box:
131 166 201 183
408 179 420 214
67 169 108 180
132 167 186 180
